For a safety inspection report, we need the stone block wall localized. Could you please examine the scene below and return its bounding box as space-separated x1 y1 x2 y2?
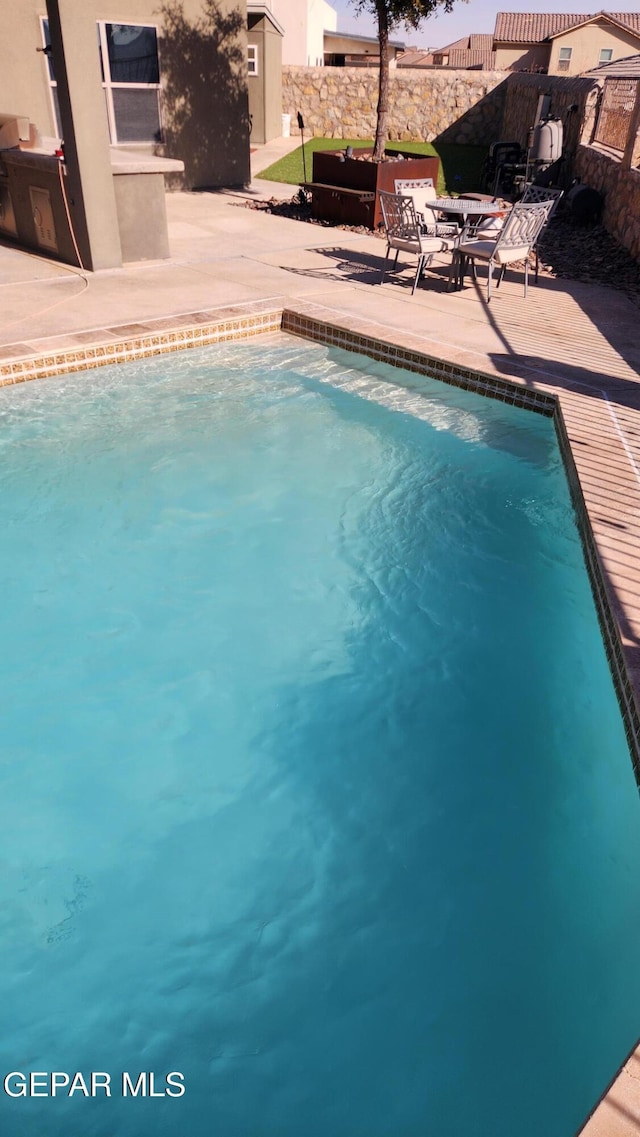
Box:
575 144 640 260
282 65 508 146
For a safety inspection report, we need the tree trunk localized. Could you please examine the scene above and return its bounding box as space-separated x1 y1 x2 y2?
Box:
373 1 390 161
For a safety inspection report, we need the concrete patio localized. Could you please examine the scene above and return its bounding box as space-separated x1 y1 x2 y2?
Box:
0 158 639 1136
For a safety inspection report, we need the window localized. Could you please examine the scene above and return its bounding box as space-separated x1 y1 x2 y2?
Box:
247 44 258 76
599 48 614 64
40 20 162 145
557 46 572 72
100 24 162 143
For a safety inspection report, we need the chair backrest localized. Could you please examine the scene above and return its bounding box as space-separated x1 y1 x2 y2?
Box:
493 201 551 254
379 190 421 241
394 177 437 226
521 183 564 219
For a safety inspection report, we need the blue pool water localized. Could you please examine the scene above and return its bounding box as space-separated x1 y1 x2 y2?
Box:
0 336 639 1137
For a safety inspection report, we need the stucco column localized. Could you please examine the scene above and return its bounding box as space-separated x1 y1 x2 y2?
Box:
45 0 122 269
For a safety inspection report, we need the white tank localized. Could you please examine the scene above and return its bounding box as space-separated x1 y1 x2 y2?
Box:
530 118 563 164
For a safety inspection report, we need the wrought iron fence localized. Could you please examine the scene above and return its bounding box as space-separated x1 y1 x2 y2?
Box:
594 78 638 150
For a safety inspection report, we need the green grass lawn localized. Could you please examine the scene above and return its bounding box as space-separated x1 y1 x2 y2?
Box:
257 139 488 197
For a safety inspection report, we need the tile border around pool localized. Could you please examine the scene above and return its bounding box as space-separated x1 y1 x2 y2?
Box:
0 302 284 385
1 298 638 782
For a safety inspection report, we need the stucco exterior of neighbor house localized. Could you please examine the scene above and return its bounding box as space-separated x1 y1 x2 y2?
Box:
269 0 337 66
494 11 640 75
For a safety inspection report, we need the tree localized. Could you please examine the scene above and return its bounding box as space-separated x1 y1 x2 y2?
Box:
352 0 460 159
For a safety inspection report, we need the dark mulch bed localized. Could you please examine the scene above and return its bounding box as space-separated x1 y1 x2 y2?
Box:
537 216 640 304
239 194 640 306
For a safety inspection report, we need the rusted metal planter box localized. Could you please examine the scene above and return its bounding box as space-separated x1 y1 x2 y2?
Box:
310 148 440 228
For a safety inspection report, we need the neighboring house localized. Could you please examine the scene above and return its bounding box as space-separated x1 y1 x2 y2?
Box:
415 11 640 74
268 0 337 66
493 11 640 75
324 30 405 66
0 0 251 189
430 33 496 70
395 48 436 68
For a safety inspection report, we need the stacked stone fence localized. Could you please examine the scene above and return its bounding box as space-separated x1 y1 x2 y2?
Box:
576 145 640 260
282 65 508 147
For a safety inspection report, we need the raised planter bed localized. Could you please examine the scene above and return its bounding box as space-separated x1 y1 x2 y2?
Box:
308 148 441 228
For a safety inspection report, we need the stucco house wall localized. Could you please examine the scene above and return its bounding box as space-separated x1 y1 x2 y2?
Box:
548 21 640 75
494 43 550 72
271 0 337 66
0 0 250 189
0 5 56 139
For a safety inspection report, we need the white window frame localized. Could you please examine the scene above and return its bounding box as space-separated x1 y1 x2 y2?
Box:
247 43 258 76
98 21 162 145
557 45 572 72
40 17 62 139
599 48 614 64
40 19 162 146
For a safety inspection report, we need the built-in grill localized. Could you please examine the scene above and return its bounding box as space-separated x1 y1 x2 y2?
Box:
0 115 64 255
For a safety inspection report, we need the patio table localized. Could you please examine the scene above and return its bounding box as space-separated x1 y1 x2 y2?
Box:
430 199 512 291
432 197 509 226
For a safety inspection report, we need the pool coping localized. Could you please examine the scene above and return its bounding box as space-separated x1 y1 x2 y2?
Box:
1 296 640 1134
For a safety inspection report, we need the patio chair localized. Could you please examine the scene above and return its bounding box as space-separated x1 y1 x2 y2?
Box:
520 184 564 281
393 178 458 238
453 201 551 302
379 191 457 295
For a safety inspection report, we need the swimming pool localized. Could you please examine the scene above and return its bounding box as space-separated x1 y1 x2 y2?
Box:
1 335 639 1137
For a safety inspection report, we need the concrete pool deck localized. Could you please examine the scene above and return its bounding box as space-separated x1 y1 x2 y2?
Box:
0 157 639 1135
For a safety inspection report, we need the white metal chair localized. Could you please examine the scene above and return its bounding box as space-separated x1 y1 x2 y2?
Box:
393 177 458 238
379 190 457 295
454 201 551 301
520 184 564 281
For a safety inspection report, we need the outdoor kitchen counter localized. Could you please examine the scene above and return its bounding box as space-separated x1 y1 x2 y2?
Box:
109 148 184 262
0 147 184 265
109 148 184 177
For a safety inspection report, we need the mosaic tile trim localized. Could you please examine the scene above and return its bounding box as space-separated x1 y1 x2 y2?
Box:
0 309 282 386
281 310 557 416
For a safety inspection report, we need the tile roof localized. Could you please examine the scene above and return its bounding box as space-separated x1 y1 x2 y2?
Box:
469 34 495 51
434 34 471 54
448 47 497 69
395 49 435 67
494 11 640 43
432 32 496 65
